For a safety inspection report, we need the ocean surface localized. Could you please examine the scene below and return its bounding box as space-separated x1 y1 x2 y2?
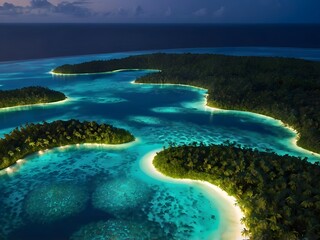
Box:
1 24 320 62
0 47 320 240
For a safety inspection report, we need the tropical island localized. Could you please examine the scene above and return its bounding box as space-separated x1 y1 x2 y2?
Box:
153 142 320 239
0 119 135 170
53 54 320 238
53 53 320 154
0 86 66 109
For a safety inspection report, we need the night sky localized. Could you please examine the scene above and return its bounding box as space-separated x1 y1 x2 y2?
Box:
0 0 320 23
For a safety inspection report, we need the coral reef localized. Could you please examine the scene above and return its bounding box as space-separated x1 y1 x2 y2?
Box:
92 178 150 214
24 182 88 223
70 220 167 240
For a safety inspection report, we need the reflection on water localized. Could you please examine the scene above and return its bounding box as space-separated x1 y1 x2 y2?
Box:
0 48 320 240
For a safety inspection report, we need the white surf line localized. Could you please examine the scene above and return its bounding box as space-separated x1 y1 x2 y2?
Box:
0 138 139 175
0 97 71 112
140 150 247 240
133 80 320 158
50 69 159 76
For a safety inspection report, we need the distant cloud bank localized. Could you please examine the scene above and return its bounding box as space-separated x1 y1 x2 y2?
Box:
0 0 92 18
0 0 320 23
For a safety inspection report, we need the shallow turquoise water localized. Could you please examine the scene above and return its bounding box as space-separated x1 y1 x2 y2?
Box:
0 48 320 240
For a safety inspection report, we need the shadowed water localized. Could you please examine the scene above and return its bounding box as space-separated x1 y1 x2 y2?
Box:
0 48 320 240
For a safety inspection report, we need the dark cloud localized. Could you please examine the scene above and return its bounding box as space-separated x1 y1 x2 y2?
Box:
0 2 15 10
109 6 145 18
134 5 144 16
0 2 24 15
55 1 92 17
72 1 91 5
0 0 93 18
0 0 320 23
30 0 54 9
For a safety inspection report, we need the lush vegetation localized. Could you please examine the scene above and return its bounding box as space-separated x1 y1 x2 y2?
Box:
54 53 320 153
0 119 135 170
0 86 66 108
154 142 320 239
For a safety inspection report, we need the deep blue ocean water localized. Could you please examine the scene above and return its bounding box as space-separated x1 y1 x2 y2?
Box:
1 24 320 240
1 24 320 62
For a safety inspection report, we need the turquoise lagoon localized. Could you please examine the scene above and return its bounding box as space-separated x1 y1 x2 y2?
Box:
0 48 320 240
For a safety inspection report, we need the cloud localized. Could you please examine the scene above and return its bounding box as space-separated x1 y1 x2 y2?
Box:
0 2 24 15
193 8 207 17
116 7 128 16
0 0 93 18
213 6 225 17
134 5 144 16
107 5 146 18
30 0 53 9
28 0 54 15
55 1 92 17
72 1 91 5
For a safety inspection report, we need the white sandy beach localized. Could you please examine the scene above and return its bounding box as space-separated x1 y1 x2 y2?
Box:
0 97 70 112
55 69 319 158
82 138 139 149
0 138 139 176
140 150 247 240
134 79 320 158
50 68 158 76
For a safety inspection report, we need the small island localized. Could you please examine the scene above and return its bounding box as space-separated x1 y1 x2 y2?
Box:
0 119 135 170
153 142 320 239
0 86 66 109
53 53 320 154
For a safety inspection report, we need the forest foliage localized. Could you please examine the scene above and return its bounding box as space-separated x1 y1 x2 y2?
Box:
153 142 320 239
0 86 66 108
0 119 135 170
53 53 320 153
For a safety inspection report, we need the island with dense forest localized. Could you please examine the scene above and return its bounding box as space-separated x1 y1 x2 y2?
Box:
0 119 135 170
0 86 67 109
53 53 320 154
153 142 320 239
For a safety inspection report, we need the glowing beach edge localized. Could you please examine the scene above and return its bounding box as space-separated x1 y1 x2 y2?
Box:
132 80 320 158
0 97 70 112
50 69 160 76
140 150 247 240
0 138 139 175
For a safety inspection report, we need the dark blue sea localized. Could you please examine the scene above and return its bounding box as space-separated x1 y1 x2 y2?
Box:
1 23 320 62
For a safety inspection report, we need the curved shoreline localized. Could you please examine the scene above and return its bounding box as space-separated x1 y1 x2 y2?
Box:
132 80 320 158
140 150 246 240
0 97 70 112
50 68 160 76
1 138 139 175
51 67 319 158
203 93 320 158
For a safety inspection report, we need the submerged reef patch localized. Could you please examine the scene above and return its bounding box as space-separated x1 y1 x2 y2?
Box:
70 219 167 240
143 188 217 239
92 178 151 214
128 115 162 125
24 182 89 223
